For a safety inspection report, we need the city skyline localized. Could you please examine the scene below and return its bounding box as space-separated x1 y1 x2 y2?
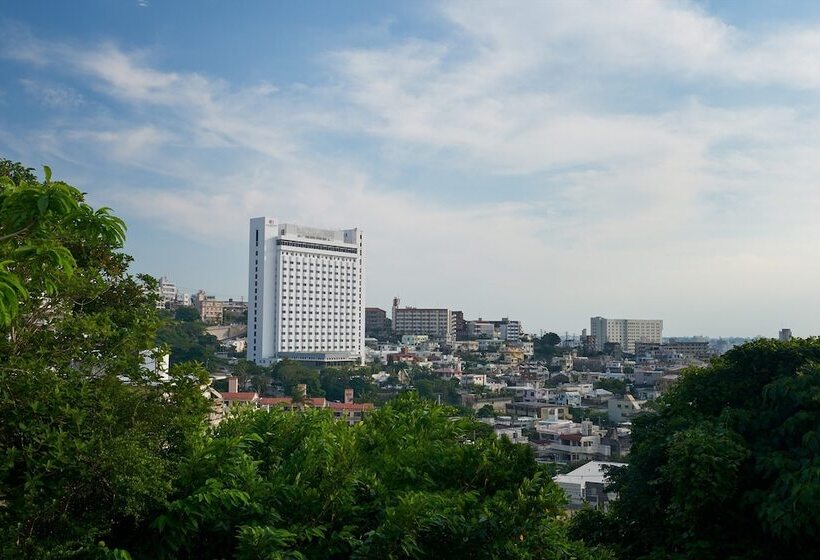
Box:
3 1 820 337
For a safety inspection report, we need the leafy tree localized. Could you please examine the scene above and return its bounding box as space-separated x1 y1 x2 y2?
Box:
272 358 323 397
604 338 820 560
174 305 200 322
593 378 628 395
146 393 608 559
0 161 212 558
156 317 219 368
533 332 561 359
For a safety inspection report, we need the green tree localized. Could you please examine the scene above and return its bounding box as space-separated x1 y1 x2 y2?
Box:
605 338 820 559
593 378 628 395
0 161 212 558
174 305 200 322
156 317 219 368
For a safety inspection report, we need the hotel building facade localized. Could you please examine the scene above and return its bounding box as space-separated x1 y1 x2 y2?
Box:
247 218 365 366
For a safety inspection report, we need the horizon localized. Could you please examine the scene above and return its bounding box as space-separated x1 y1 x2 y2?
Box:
3 1 820 338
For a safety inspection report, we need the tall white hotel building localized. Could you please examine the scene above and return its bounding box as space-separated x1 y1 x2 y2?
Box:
247 218 365 366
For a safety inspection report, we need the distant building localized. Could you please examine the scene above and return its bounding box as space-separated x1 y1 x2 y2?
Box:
591 316 663 353
156 276 178 308
553 461 626 510
453 310 467 340
247 218 365 366
194 290 225 324
779 328 793 342
391 297 455 341
466 317 522 341
365 307 390 339
634 340 712 360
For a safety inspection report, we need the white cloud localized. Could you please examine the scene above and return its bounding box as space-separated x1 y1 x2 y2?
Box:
4 2 820 335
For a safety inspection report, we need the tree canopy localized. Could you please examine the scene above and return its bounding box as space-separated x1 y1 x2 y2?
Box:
596 338 820 559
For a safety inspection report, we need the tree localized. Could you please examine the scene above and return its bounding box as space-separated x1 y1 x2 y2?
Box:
594 378 628 395
533 332 561 359
0 160 212 558
272 359 323 397
156 317 220 368
604 338 820 559
174 305 200 322
148 393 609 559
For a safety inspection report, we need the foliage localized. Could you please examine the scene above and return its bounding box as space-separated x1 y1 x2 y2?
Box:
604 338 820 560
0 160 213 558
174 305 201 322
145 393 607 559
593 378 628 395
320 366 378 402
271 359 323 397
156 316 220 368
533 332 561 359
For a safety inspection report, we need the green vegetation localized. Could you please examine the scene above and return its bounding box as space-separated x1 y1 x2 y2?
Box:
581 338 820 559
593 378 628 395
156 315 220 368
533 332 561 359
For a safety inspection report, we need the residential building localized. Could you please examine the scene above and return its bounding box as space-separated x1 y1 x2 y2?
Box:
465 317 522 341
194 290 225 324
634 340 712 360
532 419 612 463
553 461 626 510
246 218 365 366
156 276 178 308
608 394 646 423
391 297 454 341
453 310 467 340
365 307 390 339
779 328 793 342
590 316 663 353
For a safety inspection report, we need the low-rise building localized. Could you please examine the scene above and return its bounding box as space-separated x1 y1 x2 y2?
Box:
607 394 646 423
553 461 627 510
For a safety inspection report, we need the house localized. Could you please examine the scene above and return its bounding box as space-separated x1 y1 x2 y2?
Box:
553 461 626 510
607 394 646 423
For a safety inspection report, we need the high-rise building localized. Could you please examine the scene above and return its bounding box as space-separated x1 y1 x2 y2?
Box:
247 218 365 366
779 328 792 342
590 316 663 353
392 297 454 341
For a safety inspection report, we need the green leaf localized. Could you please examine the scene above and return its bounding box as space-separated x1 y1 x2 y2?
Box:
43 165 52 183
37 195 49 213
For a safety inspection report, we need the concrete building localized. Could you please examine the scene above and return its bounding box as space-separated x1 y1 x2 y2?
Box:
391 297 454 341
634 340 712 360
591 316 663 353
194 290 225 324
779 328 793 342
466 318 522 341
156 276 178 309
553 461 626 510
247 218 365 366
608 394 646 423
365 307 390 339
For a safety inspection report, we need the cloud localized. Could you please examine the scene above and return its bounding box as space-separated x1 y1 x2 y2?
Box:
3 2 820 335
20 79 84 108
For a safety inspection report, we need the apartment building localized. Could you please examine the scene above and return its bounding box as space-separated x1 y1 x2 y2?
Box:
590 316 663 353
391 297 455 341
247 218 365 366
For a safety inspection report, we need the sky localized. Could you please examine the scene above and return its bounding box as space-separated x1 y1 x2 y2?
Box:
2 0 820 338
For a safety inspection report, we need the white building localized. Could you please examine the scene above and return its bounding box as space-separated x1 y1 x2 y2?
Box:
553 461 626 509
247 218 365 366
156 276 178 308
590 316 663 353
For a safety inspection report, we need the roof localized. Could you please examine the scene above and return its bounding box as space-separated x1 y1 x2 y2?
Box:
553 461 627 487
258 397 293 406
220 392 258 402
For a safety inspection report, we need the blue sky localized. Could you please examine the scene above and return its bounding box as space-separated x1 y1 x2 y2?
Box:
3 0 820 337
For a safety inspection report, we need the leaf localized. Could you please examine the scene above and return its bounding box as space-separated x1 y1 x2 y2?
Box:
37 195 49 213
43 165 52 183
